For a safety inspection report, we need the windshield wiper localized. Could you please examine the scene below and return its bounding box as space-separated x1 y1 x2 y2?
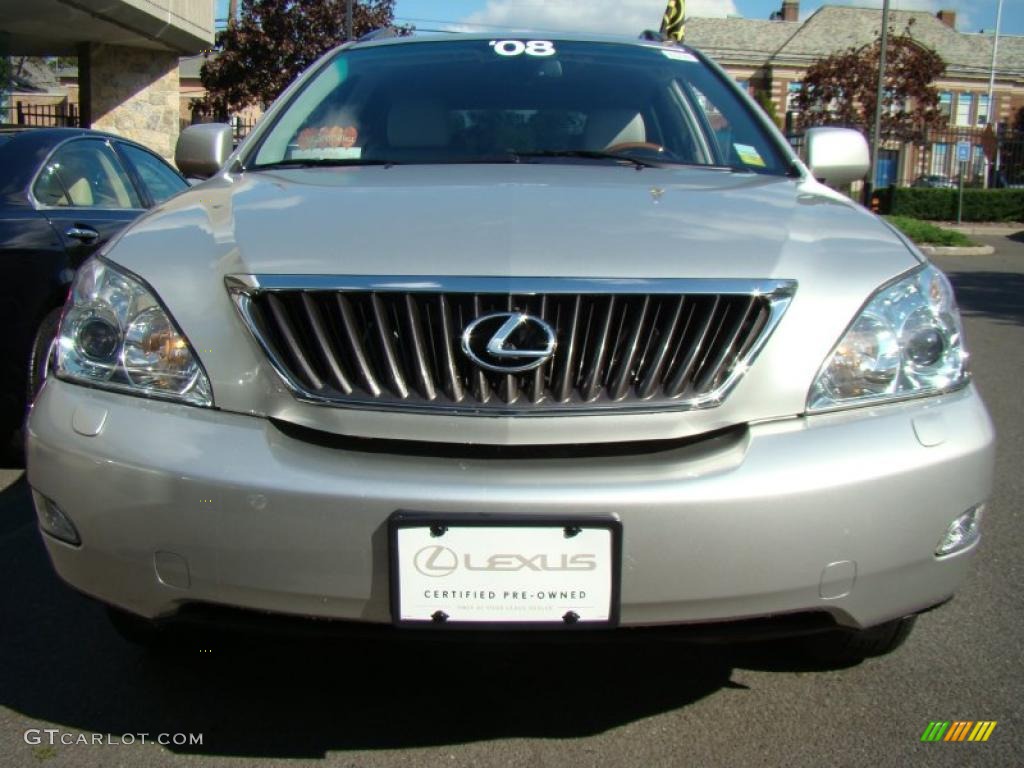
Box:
248 158 399 170
515 151 751 174
512 150 662 169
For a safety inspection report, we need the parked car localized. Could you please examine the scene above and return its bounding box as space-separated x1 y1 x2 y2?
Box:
0 127 189 447
911 174 957 189
26 33 993 661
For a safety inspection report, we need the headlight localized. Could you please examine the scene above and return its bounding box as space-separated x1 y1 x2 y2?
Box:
56 257 212 407
808 264 967 412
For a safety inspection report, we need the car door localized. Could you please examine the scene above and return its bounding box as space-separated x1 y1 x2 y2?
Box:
32 138 146 269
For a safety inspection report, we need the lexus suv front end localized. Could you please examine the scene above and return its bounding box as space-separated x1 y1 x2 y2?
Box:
25 33 994 660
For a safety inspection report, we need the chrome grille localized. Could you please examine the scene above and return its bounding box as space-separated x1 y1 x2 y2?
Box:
227 276 795 414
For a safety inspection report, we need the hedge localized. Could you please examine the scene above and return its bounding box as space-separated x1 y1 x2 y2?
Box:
875 187 1024 222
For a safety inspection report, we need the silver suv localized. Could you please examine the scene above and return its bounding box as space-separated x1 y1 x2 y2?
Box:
26 33 994 660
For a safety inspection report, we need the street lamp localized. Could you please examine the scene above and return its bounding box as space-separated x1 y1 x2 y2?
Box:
866 0 890 204
986 0 1004 127
984 0 1005 187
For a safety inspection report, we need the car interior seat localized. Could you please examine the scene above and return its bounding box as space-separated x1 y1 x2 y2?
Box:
583 111 647 150
65 175 94 206
386 98 452 159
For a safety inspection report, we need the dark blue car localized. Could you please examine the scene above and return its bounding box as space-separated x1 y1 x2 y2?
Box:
0 127 189 447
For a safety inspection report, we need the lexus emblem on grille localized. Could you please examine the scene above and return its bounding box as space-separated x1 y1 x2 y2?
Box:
461 312 557 373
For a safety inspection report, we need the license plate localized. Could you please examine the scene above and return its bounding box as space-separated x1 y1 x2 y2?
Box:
389 513 621 628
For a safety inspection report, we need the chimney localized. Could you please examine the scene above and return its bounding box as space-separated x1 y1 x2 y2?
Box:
937 10 956 28
781 1 799 23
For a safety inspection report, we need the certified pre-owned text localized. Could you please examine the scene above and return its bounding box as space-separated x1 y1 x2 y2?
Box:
424 589 588 600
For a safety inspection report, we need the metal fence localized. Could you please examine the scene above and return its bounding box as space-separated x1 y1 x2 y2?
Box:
787 124 1024 189
0 101 80 128
0 102 257 146
995 130 1024 187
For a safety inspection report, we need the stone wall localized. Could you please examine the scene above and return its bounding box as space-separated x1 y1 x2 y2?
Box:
85 44 180 160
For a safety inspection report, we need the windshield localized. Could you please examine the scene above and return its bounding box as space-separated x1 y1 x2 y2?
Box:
249 38 788 174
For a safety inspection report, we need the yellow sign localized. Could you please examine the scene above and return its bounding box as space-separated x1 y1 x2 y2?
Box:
661 0 685 42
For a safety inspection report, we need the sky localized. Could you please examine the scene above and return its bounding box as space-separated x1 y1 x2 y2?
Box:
215 1 1023 37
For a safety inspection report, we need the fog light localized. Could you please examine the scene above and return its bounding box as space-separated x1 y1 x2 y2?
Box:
34 493 80 546
936 504 983 556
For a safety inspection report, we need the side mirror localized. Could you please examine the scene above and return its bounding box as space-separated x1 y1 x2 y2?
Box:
804 127 870 187
175 124 233 179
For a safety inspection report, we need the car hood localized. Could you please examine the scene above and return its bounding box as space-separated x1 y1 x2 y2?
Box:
125 163 916 280
106 164 924 445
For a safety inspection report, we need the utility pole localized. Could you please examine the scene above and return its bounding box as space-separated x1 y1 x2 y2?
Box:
865 0 890 206
984 0 1005 187
228 0 238 27
346 0 354 41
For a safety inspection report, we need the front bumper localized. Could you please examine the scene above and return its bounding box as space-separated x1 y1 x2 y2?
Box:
26 378 994 631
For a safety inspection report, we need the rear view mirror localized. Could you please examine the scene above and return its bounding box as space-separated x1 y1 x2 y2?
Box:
175 124 233 179
804 127 870 187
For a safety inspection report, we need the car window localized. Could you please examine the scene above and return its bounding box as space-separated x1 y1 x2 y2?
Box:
33 163 71 206
249 39 789 175
33 139 142 209
119 144 188 204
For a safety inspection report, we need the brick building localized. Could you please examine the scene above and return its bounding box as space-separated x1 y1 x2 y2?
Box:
687 2 1024 186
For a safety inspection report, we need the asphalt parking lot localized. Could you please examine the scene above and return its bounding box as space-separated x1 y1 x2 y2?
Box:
1 235 1021 768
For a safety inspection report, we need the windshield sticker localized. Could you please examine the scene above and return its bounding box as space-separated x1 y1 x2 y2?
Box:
489 40 556 57
734 143 766 167
291 147 362 160
661 49 697 62
297 125 359 150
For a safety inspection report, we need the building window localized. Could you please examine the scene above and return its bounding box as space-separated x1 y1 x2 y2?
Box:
972 145 985 178
938 92 952 122
955 93 973 127
786 82 802 112
976 94 990 126
931 143 949 176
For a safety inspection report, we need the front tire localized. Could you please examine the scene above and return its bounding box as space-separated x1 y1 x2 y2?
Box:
107 607 171 650
27 307 63 404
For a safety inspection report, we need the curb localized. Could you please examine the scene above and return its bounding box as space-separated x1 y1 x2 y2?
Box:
919 244 995 257
934 223 1023 236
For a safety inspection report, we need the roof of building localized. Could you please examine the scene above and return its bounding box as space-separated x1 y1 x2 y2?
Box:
686 5 1024 79
685 17 799 63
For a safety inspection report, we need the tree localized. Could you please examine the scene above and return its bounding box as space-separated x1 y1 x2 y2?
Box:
0 58 10 100
754 89 781 130
199 0 400 117
795 23 946 142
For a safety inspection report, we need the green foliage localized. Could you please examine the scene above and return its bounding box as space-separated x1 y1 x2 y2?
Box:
200 0 402 116
797 22 946 142
879 187 1024 222
883 216 975 246
754 90 781 129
